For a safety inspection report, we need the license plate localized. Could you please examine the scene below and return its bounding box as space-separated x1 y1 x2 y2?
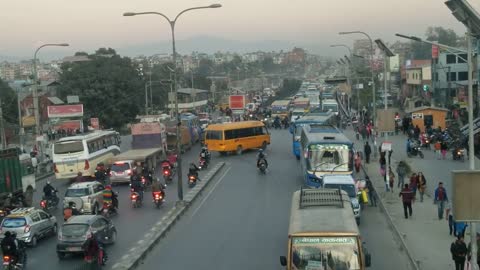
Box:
67 247 82 251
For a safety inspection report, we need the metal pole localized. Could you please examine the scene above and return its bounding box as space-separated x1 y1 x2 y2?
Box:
145 82 149 115
0 91 6 149
467 24 478 270
33 51 40 146
170 21 184 202
383 53 390 189
18 91 24 150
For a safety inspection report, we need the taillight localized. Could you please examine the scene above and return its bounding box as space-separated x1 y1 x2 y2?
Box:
131 194 137 199
40 200 46 208
24 225 31 233
3 255 10 262
126 169 132 175
163 170 169 175
84 160 90 170
189 176 195 180
54 163 59 173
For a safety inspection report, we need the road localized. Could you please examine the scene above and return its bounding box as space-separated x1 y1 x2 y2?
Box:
138 129 412 270
27 135 209 269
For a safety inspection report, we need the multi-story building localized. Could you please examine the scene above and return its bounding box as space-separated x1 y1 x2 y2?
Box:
434 52 469 106
405 59 431 103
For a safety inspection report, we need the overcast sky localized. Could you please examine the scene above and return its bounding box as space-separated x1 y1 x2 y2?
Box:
0 0 477 57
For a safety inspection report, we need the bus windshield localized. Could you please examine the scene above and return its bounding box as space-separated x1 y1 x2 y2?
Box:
307 144 349 172
54 141 84 154
323 104 338 112
291 236 361 270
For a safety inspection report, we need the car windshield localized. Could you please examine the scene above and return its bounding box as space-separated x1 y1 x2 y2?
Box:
62 224 89 237
324 183 356 198
291 236 361 270
65 188 90 197
2 218 26 228
54 141 84 154
111 163 130 172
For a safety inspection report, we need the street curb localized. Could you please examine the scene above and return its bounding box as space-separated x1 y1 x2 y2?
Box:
362 164 420 270
111 161 226 270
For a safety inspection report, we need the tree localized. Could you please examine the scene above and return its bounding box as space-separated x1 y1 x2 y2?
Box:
0 79 18 124
57 49 143 129
411 26 461 59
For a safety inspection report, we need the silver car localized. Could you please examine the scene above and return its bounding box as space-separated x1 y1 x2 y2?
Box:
0 207 57 247
63 181 105 214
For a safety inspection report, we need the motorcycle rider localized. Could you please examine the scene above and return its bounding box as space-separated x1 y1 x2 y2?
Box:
151 178 166 199
102 185 118 213
94 163 107 183
1 231 19 265
130 170 144 203
200 146 211 163
83 234 106 266
188 163 201 181
257 149 268 168
273 116 281 128
63 201 81 221
43 181 58 204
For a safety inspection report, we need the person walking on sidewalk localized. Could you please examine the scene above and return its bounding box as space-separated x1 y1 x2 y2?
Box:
396 161 407 188
354 153 361 173
388 167 395 193
434 182 449 220
451 235 468 270
434 140 442 160
446 203 457 236
365 176 377 207
418 172 427 202
364 142 371 164
441 140 448 160
399 184 414 218
409 173 418 199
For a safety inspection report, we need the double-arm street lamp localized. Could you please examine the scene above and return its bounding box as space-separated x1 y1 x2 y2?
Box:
123 4 222 203
33 43 69 159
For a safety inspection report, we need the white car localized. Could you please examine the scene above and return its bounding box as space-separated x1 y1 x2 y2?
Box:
322 174 361 224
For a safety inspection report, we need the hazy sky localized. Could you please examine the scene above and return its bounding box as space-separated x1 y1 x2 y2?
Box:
0 0 477 57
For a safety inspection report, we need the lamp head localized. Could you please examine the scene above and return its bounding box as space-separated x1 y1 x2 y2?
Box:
59 43 69 47
209 4 222 8
123 12 136 16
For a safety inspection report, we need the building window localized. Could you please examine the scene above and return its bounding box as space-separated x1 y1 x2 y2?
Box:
448 72 457 81
458 54 467 63
435 72 439 81
446 54 457 64
458 71 468 81
407 73 409 79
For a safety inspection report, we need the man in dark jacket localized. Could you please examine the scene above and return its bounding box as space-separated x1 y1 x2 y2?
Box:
399 184 414 219
364 142 372 164
451 235 468 270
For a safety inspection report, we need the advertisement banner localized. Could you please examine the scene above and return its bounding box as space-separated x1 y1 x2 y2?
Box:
22 116 35 127
90 118 99 129
229 95 245 110
47 104 83 118
131 122 163 135
432 45 439 59
53 120 82 131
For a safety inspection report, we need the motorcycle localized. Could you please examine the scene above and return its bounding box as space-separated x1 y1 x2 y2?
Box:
3 242 26 270
101 202 116 218
40 191 59 212
162 166 173 184
452 147 466 162
130 190 142 208
258 159 267 174
199 157 208 170
188 173 198 188
421 137 431 149
407 144 424 159
84 245 107 267
153 190 166 208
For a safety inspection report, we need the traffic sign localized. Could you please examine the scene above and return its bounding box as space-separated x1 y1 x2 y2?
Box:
381 141 392 152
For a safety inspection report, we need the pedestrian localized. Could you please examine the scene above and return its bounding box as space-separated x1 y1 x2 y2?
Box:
388 167 395 193
446 203 457 236
399 184 414 219
31 155 38 174
388 150 393 164
396 161 407 188
468 233 480 269
354 153 361 173
434 182 449 220
417 172 427 202
361 126 367 140
441 140 448 160
409 173 418 199
455 222 468 238
364 142 371 164
434 140 442 160
406 138 412 155
365 176 377 207
451 235 468 270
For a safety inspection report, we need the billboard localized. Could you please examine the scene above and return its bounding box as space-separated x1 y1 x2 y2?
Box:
22 116 35 127
47 104 83 118
376 109 396 132
53 120 82 131
131 122 165 135
229 95 245 110
452 170 480 221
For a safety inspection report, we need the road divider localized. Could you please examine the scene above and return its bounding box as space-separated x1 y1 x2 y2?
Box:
111 161 226 270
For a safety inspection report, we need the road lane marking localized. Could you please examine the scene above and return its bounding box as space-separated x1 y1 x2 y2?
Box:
191 166 232 218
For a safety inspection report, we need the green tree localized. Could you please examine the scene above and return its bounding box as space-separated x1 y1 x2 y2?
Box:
57 49 143 129
0 79 18 124
411 26 461 59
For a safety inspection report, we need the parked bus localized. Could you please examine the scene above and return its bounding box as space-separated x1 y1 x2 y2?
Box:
52 130 121 180
299 126 354 188
290 112 336 159
204 121 270 155
271 100 291 118
280 188 371 270
321 99 338 115
181 113 202 144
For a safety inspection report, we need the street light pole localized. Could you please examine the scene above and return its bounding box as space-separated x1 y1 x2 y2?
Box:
123 4 222 203
33 43 69 158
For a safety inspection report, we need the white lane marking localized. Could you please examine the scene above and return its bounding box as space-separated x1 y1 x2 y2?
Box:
191 166 231 218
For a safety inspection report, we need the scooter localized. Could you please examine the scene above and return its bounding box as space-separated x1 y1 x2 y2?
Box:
407 145 424 159
188 173 198 188
199 157 208 170
101 201 117 218
162 166 173 184
130 190 142 208
258 159 267 174
153 190 166 209
452 148 466 162
40 190 59 212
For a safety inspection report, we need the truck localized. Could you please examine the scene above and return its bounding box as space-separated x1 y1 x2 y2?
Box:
229 95 246 114
166 125 192 153
0 148 36 207
271 100 291 118
131 122 167 150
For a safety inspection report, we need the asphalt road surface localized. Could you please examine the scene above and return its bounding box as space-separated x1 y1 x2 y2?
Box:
26 135 208 270
137 129 412 270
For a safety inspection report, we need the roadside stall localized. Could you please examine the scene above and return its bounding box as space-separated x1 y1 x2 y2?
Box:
406 106 448 132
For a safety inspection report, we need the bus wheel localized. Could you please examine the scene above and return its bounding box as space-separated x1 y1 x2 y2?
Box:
236 146 243 155
261 141 267 150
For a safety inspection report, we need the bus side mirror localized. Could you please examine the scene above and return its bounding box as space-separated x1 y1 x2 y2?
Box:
365 253 372 267
280 256 287 266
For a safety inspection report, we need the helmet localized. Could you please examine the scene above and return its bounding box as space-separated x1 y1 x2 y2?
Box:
106 185 112 190
4 231 11 237
47 181 51 185
258 149 263 153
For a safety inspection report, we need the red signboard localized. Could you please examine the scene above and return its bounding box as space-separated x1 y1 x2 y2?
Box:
229 95 245 110
53 120 82 131
90 118 99 129
432 45 439 59
47 104 84 118
131 122 164 135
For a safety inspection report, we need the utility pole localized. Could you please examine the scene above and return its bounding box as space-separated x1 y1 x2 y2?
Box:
0 92 6 149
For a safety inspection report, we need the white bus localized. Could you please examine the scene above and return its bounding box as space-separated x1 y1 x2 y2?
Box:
52 130 121 180
321 99 338 115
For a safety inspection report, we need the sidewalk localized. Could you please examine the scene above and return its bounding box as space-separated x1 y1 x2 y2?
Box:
343 128 473 270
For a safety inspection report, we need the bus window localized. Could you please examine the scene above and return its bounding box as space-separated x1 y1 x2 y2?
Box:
54 141 84 155
206 130 222 140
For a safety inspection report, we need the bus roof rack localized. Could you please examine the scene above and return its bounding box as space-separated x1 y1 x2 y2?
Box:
299 187 346 209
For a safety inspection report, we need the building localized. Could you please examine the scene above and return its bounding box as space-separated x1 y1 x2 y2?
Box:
404 59 431 105
434 52 469 107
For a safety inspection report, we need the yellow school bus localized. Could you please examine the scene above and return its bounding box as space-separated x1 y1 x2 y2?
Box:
280 188 372 270
204 121 270 155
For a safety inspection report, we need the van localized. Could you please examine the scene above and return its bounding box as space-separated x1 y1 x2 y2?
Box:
322 174 361 224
